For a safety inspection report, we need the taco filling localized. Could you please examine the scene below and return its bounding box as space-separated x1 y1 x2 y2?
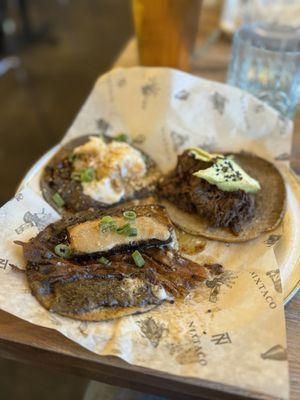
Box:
159 148 261 235
41 135 161 214
18 204 211 321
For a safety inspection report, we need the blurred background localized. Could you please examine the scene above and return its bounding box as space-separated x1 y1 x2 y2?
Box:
0 0 133 207
0 1 132 397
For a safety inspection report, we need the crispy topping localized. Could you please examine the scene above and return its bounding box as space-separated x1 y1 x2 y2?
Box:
71 136 147 204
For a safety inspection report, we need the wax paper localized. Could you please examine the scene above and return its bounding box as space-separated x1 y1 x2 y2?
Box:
0 67 294 399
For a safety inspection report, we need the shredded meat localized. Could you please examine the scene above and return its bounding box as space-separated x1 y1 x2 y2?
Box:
159 151 255 234
17 206 214 315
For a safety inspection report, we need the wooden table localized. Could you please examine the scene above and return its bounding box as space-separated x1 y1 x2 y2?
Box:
0 9 299 400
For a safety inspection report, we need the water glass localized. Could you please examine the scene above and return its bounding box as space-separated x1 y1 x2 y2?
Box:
227 23 300 119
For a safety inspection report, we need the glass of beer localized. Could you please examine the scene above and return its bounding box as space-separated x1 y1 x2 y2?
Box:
132 0 202 71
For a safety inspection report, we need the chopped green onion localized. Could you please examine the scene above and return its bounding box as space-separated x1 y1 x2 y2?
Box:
99 216 118 233
116 223 131 235
68 153 77 163
100 221 118 233
128 227 138 237
132 250 145 267
114 133 130 143
81 167 96 182
52 192 65 208
98 256 110 265
71 167 96 183
123 210 136 220
100 216 113 223
54 244 72 259
71 171 82 181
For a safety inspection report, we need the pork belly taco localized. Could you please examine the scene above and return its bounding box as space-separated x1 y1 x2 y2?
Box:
17 204 213 321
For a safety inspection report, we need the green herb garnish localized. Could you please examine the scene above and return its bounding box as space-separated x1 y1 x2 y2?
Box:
128 227 138 237
71 171 82 181
132 250 145 267
99 216 118 233
123 210 136 220
80 167 95 182
54 244 72 259
116 223 131 235
100 216 113 223
52 192 65 208
101 221 118 233
71 167 96 183
68 153 77 163
114 133 130 143
98 256 110 265
99 216 138 236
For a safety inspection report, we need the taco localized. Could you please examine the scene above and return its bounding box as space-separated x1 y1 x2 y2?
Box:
41 134 161 214
159 148 286 242
17 204 210 321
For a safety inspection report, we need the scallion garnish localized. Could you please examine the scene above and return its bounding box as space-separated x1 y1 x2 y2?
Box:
100 216 113 223
128 227 138 237
68 153 77 163
54 244 72 259
101 221 118 233
123 210 136 220
71 171 81 181
81 167 96 182
98 256 110 265
99 216 118 233
116 223 131 235
99 216 138 236
114 133 130 143
71 167 95 183
52 192 65 208
132 250 145 267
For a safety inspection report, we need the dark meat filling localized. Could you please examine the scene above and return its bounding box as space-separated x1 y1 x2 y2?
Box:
19 205 210 316
43 157 102 213
159 151 255 234
23 247 208 314
41 136 161 214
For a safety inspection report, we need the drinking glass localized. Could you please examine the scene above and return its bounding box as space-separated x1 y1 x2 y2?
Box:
227 23 300 119
131 0 202 71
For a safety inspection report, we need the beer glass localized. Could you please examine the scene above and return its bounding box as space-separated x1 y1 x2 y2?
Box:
132 0 202 71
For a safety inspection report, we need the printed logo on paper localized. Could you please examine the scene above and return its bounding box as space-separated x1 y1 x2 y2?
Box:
15 209 52 234
205 270 237 303
137 316 168 348
264 235 281 247
266 269 282 293
174 90 190 101
249 272 277 309
261 345 287 361
211 92 228 115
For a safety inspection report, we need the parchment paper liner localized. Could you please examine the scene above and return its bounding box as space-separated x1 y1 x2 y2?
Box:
0 67 294 399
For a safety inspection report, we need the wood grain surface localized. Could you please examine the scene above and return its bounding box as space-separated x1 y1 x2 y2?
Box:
0 5 298 400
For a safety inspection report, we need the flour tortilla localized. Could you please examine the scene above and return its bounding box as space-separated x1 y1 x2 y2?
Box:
162 153 286 243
